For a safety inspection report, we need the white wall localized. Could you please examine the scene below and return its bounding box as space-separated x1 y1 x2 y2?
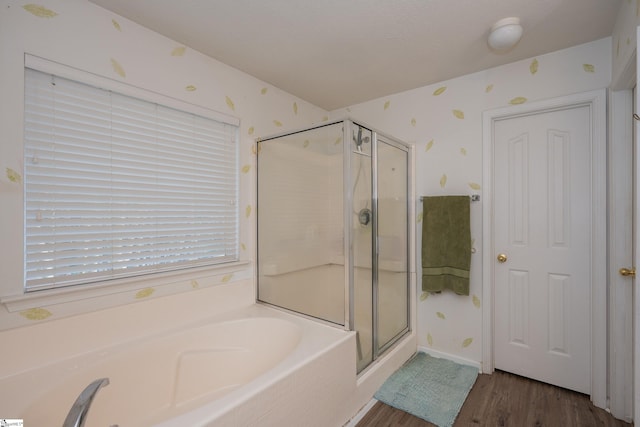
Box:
331 38 612 363
0 0 328 331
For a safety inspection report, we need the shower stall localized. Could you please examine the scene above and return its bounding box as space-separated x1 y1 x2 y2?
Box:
257 119 412 373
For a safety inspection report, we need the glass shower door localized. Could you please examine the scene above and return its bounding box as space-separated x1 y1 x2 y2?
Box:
375 138 409 353
351 126 410 373
351 125 374 372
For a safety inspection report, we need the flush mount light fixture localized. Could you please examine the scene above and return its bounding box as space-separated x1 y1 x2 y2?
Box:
488 17 523 51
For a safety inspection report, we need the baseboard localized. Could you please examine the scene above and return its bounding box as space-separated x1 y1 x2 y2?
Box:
343 398 378 427
417 346 483 372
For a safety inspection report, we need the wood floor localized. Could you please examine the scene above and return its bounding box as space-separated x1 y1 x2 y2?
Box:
356 370 633 427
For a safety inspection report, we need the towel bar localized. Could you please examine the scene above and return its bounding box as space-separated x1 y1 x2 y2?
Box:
420 194 480 202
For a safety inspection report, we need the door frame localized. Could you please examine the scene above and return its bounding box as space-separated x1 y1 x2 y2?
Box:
608 87 634 422
606 26 637 422
481 89 607 409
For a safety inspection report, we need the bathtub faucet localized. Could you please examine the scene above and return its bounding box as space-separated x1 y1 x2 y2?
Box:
62 377 110 427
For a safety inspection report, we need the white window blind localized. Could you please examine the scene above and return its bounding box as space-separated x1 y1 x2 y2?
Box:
24 68 239 292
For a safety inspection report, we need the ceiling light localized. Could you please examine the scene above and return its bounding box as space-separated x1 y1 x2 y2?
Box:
488 17 523 52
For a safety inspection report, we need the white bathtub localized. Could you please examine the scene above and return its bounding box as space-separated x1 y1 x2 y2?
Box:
259 263 409 371
0 304 356 426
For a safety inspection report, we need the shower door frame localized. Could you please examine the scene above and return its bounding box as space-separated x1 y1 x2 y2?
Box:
255 118 413 368
346 119 412 368
373 132 412 359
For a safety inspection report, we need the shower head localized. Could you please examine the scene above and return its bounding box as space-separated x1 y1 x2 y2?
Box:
353 127 370 151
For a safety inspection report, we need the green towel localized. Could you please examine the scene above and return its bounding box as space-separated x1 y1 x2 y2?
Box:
421 196 471 295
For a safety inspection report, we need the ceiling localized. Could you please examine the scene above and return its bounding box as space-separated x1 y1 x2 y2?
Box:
88 0 621 111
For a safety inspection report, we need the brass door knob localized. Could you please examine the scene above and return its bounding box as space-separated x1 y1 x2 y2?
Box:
497 253 507 263
619 267 636 277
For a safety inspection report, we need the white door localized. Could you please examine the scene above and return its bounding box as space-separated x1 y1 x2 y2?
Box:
634 31 640 421
633 93 639 424
635 129 640 423
493 105 591 394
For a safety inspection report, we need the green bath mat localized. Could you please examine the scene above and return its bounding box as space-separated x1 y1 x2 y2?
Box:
374 352 478 427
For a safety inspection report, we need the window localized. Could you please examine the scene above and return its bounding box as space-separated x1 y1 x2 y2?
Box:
23 66 239 292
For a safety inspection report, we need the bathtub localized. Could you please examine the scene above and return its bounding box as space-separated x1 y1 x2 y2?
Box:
259 262 408 371
0 304 356 426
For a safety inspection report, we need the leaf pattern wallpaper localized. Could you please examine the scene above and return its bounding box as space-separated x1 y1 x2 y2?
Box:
110 58 126 78
439 173 447 188
0 0 616 354
332 36 611 361
171 46 186 56
0 0 327 329
425 139 434 152
225 95 235 110
135 288 155 299
19 308 52 321
6 168 21 183
22 4 57 18
433 86 446 96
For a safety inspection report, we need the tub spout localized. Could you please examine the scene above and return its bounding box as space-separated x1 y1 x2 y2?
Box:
62 377 109 427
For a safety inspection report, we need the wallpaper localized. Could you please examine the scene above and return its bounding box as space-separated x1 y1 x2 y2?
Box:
331 37 612 363
0 0 327 329
0 1 618 357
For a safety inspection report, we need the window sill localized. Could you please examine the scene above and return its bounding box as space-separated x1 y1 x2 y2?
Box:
1 260 252 313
